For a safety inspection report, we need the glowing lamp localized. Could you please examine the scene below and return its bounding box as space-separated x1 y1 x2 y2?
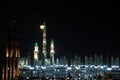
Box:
40 25 45 30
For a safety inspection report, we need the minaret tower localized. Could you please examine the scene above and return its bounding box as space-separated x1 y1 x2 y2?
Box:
34 42 39 61
40 22 47 59
50 39 55 65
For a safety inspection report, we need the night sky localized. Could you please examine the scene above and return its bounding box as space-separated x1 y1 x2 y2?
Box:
0 1 119 58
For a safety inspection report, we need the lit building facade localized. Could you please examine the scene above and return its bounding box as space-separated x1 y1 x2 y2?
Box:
2 20 20 80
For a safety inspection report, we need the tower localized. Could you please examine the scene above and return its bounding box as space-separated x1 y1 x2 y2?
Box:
2 20 20 80
50 39 55 65
34 42 39 61
40 23 47 59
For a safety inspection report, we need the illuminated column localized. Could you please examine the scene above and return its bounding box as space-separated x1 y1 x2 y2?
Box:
50 39 55 65
40 23 47 59
34 42 39 61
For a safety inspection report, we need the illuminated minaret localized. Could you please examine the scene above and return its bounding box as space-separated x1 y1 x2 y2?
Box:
34 42 39 61
40 23 47 59
50 39 55 65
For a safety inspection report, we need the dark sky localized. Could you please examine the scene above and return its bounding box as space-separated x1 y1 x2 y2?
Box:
0 1 119 57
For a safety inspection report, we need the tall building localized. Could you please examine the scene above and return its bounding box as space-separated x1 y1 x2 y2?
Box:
50 39 55 65
2 20 20 80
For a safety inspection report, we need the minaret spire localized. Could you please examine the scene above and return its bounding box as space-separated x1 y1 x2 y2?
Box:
50 39 55 65
34 42 39 61
40 22 47 65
